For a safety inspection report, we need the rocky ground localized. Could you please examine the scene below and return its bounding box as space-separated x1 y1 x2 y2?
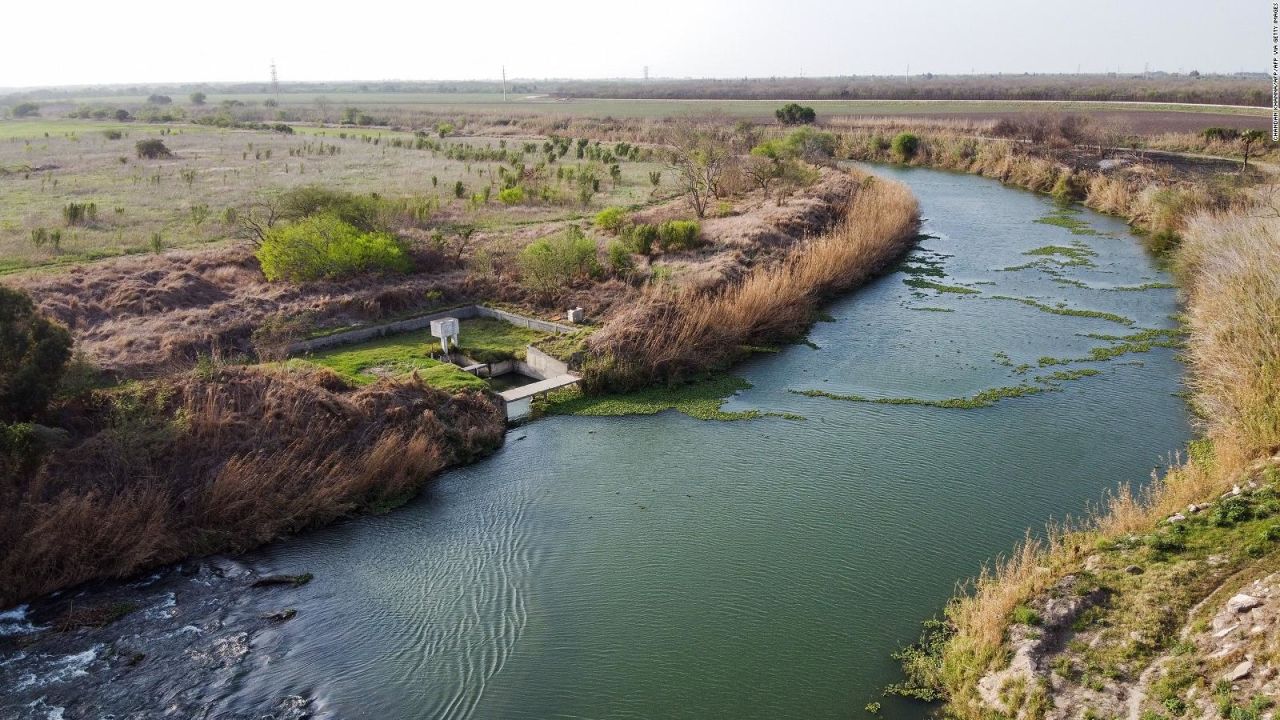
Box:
0 559 320 719
972 458 1280 720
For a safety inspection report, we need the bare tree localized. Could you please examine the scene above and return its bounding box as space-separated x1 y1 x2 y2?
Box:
666 121 733 219
743 154 783 198
239 193 283 247
1240 129 1267 172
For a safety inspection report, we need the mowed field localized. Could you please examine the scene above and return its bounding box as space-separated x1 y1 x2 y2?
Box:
0 119 674 272
30 91 1273 127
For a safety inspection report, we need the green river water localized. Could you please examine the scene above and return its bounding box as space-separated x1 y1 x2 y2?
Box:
227 165 1192 719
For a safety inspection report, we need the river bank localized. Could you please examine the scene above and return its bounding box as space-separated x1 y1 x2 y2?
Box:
0 165 1195 719
869 133 1280 719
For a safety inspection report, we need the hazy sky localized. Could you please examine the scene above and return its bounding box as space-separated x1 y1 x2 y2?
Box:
1 0 1267 87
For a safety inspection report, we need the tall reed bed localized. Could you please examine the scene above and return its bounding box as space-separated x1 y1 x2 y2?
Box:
0 365 504 605
580 170 920 392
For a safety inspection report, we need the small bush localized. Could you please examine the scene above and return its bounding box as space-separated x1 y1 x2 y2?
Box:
103 129 124 140
0 286 73 422
135 139 173 159
189 92 207 105
891 132 921 162
498 186 525 205
256 215 412 282
594 206 629 234
628 223 658 255
277 186 381 231
657 220 702 252
146 94 172 105
1210 496 1252 527
518 226 599 299
606 239 634 277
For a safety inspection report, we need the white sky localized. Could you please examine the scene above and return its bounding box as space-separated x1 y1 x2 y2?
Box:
0 0 1267 87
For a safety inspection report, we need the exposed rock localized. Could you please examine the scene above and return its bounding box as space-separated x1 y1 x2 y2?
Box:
1167 513 1187 524
1223 660 1253 682
1227 594 1263 613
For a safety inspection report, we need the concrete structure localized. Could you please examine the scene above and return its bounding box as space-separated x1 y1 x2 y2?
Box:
499 373 581 422
567 307 585 324
286 305 576 355
429 317 459 357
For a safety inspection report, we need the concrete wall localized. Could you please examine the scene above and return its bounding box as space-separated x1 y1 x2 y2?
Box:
286 305 574 356
523 344 570 379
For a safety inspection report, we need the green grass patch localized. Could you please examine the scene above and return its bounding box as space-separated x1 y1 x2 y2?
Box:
544 375 774 421
289 331 487 391
456 317 549 363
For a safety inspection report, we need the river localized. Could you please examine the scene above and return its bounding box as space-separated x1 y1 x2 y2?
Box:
214 165 1192 719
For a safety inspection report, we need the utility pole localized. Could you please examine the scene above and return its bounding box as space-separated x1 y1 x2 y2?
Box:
270 59 279 101
502 65 507 102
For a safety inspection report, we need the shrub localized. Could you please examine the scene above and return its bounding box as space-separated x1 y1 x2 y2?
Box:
781 127 838 161
498 186 525 205
518 226 599 299
114 109 132 122
594 206 630 234
12 102 40 118
1011 604 1042 625
135 139 173 159
277 186 381 231
189 92 207 105
606 239 634 277
628 223 658 255
103 129 124 140
891 132 921 162
146 94 172 105
62 201 97 226
256 215 412 282
1210 496 1253 527
0 286 73 422
454 180 466 199
775 102 817 125
657 220 702 252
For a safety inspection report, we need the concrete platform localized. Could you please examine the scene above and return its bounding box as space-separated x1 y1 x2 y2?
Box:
498 373 580 403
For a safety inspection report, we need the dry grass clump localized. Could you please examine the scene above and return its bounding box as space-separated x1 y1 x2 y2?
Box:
927 197 1280 718
583 170 919 391
0 365 504 605
1178 208 1280 469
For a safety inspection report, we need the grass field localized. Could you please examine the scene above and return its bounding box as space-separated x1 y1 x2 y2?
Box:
0 119 674 271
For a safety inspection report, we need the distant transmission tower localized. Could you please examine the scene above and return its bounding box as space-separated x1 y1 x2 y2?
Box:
643 65 649 81
502 65 507 102
270 60 279 100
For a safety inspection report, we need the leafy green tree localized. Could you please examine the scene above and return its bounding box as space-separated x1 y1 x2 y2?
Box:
11 103 39 118
0 286 72 422
189 92 207 105
775 103 816 125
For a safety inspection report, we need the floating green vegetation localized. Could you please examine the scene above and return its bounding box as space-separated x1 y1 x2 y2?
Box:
993 351 1015 367
792 383 1050 409
904 278 981 295
1107 281 1177 292
1035 368 1101 384
1035 210 1102 236
988 295 1135 326
1034 328 1185 366
544 375 791 421
907 306 955 313
1023 243 1097 267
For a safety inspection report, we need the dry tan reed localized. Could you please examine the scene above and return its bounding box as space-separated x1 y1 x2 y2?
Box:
582 170 920 391
0 365 504 605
